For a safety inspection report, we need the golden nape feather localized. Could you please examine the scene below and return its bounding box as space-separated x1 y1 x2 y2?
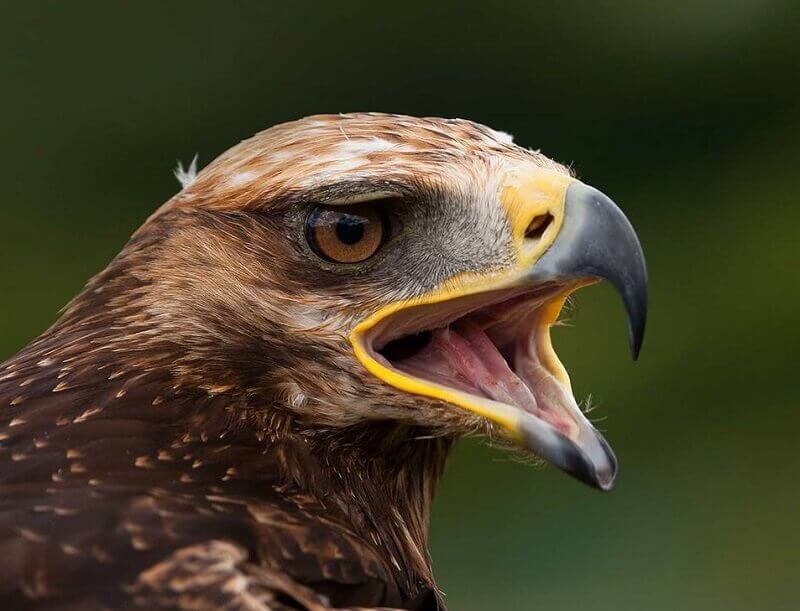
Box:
0 113 646 609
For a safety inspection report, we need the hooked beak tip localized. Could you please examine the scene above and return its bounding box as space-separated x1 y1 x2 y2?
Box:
529 181 649 362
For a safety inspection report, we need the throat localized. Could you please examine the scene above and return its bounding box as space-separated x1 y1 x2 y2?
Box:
291 423 453 587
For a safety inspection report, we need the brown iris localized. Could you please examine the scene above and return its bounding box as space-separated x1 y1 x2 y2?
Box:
306 204 387 263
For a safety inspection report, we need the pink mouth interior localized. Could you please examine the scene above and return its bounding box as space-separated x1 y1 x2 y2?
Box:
372 287 581 438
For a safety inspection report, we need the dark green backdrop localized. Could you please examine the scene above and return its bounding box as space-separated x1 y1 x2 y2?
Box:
2 2 798 609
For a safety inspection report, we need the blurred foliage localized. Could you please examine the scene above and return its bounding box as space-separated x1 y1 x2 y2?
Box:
1 2 798 609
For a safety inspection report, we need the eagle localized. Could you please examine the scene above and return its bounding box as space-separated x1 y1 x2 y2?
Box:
0 113 647 610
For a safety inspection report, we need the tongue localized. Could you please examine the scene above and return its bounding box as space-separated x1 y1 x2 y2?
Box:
431 320 538 413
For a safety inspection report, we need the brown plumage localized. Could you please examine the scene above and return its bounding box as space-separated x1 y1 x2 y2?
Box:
0 113 647 609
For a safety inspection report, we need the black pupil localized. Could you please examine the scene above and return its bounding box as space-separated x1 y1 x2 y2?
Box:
335 214 366 245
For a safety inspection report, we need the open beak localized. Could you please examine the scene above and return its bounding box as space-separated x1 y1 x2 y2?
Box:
351 170 647 491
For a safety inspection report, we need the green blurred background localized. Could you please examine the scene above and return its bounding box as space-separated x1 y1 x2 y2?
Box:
2 2 798 609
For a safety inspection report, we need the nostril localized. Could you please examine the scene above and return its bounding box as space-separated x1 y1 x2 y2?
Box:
524 213 554 240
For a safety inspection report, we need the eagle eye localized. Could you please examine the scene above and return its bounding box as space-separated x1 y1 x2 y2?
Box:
306 204 388 263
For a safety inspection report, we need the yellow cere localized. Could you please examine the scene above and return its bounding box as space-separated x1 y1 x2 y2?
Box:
350 167 576 441
501 167 574 266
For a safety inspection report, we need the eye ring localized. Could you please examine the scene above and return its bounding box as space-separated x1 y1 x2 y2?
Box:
306 203 389 264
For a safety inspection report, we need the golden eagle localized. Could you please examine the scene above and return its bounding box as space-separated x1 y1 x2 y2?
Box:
0 114 647 609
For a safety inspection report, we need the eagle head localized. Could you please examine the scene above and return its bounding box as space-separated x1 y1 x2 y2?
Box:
106 113 646 491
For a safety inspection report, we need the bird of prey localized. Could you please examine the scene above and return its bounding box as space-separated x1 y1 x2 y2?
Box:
0 113 647 610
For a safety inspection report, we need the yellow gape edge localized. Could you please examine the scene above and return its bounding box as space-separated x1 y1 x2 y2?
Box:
350 167 577 443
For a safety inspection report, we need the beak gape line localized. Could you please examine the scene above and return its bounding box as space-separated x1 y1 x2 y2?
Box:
351 177 648 491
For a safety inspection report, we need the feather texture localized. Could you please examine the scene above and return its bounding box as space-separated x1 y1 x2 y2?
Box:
0 113 570 609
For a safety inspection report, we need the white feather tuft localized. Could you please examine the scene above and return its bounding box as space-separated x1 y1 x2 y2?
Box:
174 154 199 188
492 129 515 144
